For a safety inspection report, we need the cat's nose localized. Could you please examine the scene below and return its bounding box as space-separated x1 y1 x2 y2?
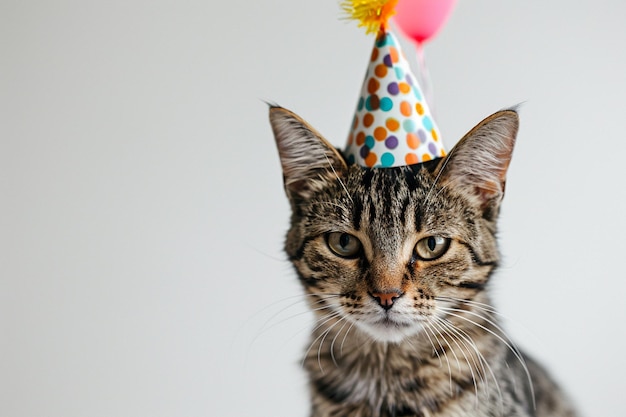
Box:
370 291 403 310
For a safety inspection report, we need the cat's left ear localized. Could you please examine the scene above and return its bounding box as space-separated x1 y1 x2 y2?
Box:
269 106 348 200
437 110 518 214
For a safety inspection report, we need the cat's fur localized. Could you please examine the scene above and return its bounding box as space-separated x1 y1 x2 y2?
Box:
270 106 578 417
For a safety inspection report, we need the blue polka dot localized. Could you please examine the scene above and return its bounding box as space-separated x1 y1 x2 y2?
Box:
412 86 422 101
380 97 393 111
347 154 355 164
357 97 364 111
423 116 433 131
381 152 395 167
365 135 375 149
403 119 416 133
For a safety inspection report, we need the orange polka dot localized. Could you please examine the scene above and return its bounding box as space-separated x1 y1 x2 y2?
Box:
440 148 447 157
400 101 412 117
356 131 366 146
374 126 387 141
367 78 380 94
415 102 424 115
348 132 354 146
370 47 379 62
389 47 399 63
421 153 432 162
365 152 378 167
386 118 400 132
405 153 419 165
375 64 388 78
363 113 374 128
431 129 438 141
399 82 411 94
407 133 419 149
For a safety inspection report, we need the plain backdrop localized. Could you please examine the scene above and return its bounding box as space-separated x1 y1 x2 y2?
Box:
2 1 625 416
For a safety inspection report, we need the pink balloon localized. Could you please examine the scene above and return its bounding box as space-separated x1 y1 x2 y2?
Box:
393 0 457 44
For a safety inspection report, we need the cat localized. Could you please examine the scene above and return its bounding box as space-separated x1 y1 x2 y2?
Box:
269 105 578 417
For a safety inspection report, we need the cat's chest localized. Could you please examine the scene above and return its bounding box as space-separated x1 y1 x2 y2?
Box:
310 350 444 406
306 343 508 417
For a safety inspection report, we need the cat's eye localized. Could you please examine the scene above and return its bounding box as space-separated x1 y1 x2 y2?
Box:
414 236 450 261
326 232 362 258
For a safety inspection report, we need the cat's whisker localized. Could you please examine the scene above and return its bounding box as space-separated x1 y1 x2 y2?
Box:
437 316 505 415
302 311 343 370
436 296 497 312
417 322 443 368
244 294 338 360
434 314 505 412
430 316 480 404
324 153 353 205
251 295 338 342
273 305 339 348
436 296 516 321
430 318 464 374
340 320 357 356
436 317 490 388
422 143 459 215
239 292 333 338
434 316 484 386
440 308 536 409
423 319 454 392
279 309 340 349
329 317 351 367
442 318 504 412
318 316 349 372
300 201 351 212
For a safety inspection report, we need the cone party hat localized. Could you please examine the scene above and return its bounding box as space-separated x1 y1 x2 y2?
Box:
343 0 446 168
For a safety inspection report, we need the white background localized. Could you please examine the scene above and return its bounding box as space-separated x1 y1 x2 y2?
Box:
2 1 625 416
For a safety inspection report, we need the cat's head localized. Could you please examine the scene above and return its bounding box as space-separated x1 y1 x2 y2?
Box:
270 106 518 343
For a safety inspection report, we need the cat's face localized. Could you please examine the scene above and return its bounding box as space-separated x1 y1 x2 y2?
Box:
270 107 518 343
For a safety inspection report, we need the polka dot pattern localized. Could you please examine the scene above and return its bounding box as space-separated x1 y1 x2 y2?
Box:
345 31 446 168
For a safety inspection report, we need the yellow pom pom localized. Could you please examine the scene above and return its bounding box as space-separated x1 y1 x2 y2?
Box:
341 0 399 34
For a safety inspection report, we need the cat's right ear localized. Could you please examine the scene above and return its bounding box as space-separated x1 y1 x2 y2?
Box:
269 106 348 200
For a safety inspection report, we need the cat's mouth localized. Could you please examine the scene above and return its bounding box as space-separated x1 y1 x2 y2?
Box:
357 315 421 343
377 316 410 328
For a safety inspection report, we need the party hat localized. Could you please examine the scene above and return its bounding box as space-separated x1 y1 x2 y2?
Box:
343 0 446 168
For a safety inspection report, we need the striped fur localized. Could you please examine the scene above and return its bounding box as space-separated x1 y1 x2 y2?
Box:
270 106 578 417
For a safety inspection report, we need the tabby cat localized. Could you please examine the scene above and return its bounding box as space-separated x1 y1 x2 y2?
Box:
269 105 578 417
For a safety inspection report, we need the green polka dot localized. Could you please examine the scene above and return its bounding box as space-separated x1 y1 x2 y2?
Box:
381 152 395 167
365 135 375 149
403 119 416 133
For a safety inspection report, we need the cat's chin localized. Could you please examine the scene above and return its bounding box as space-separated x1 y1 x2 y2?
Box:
356 318 423 344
